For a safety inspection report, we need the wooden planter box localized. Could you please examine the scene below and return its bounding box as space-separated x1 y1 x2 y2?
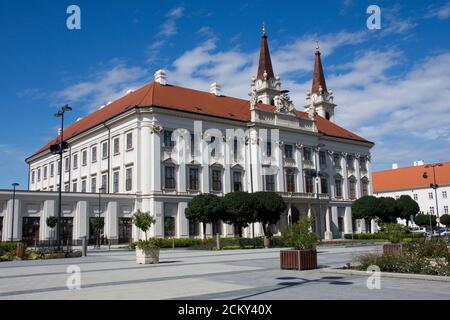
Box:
280 249 317 270
136 247 160 264
263 237 273 248
16 246 25 258
383 243 405 255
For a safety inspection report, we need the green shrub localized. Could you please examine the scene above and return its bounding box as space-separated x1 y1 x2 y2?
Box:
344 232 425 240
0 242 27 254
281 216 319 250
135 238 163 249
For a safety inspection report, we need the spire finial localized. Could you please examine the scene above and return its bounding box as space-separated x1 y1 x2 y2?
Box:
315 40 320 52
262 22 266 35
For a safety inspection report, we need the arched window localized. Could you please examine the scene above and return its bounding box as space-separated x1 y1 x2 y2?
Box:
349 176 357 200
325 112 331 120
361 177 369 196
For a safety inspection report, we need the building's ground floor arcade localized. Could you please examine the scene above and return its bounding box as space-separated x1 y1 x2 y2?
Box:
0 190 371 245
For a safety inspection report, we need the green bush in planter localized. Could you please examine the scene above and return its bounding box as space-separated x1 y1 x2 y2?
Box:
132 210 156 240
281 216 319 250
135 238 163 250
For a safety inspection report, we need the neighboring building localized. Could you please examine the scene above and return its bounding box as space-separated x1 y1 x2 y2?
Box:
2 28 374 244
373 161 450 225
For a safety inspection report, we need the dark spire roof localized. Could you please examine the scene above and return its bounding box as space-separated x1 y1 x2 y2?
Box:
311 44 328 94
256 24 275 81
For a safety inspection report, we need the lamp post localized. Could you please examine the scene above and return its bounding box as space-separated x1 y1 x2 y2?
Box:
52 105 72 249
10 183 19 242
97 187 105 248
423 163 443 235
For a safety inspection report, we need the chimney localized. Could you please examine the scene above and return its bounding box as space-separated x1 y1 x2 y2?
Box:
154 69 167 85
392 163 399 169
414 160 425 166
210 82 221 96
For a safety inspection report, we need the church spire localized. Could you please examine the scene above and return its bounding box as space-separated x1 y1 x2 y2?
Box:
311 42 328 94
257 23 275 81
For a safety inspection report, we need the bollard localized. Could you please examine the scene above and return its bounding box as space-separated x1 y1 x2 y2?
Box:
81 236 87 257
216 233 220 250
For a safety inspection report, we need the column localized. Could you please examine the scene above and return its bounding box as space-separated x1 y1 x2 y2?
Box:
224 164 231 193
276 141 285 192
331 206 339 237
201 137 210 193
106 201 118 244
314 149 322 194
177 202 189 238
341 153 349 200
355 156 362 199
150 199 163 238
41 200 56 240
250 130 262 192
6 198 20 241
344 206 353 234
324 207 333 240
139 125 152 194
327 152 335 198
150 124 162 192
179 164 187 193
75 201 88 244
367 156 373 195
295 145 304 192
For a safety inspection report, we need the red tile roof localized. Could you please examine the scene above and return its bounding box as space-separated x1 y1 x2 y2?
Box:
29 82 371 159
373 162 450 193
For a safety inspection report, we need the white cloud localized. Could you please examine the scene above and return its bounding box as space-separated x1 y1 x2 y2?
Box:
55 62 149 112
426 1 450 19
158 5 185 37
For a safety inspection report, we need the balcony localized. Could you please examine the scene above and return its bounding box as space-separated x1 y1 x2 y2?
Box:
283 157 296 167
303 159 315 170
278 192 331 201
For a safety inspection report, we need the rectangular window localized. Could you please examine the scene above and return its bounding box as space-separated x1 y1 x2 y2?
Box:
101 174 108 191
266 141 272 157
284 144 293 159
164 166 176 190
125 167 133 191
64 183 69 192
413 194 418 201
113 171 119 193
233 138 239 161
43 166 48 180
211 169 222 192
65 157 70 172
233 171 242 192
82 150 87 166
430 206 435 214
57 161 61 175
264 175 275 192
73 154 78 169
188 167 199 191
320 177 328 194
91 146 97 163
303 147 312 161
81 179 87 193
210 136 216 157
189 220 200 237
362 181 369 196
72 181 78 193
319 151 327 167
335 179 342 197
190 133 196 157
347 155 354 169
333 153 341 167
285 169 295 192
444 206 449 214
305 175 314 193
113 137 120 155
102 142 108 159
349 180 356 200
31 171 35 184
37 168 41 181
443 191 447 199
50 163 54 177
91 176 97 193
163 130 174 147
429 192 433 200
126 132 133 150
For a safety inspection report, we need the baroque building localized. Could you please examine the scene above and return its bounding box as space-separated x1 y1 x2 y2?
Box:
1 27 374 244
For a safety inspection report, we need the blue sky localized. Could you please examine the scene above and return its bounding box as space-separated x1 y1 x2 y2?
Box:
1 0 450 189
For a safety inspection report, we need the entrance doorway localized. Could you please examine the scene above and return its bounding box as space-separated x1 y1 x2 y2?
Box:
89 217 105 245
62 217 73 244
22 217 40 244
119 218 132 243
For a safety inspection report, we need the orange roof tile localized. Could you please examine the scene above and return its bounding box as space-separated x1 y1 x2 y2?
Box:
373 162 450 193
29 82 372 160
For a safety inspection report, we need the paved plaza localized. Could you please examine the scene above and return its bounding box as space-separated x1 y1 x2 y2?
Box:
0 244 449 300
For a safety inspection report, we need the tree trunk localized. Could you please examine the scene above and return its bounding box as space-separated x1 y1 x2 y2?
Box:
202 222 206 240
262 223 267 237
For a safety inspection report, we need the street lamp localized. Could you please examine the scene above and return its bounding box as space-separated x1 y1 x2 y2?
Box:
10 183 19 242
423 163 444 235
52 104 72 249
97 187 105 248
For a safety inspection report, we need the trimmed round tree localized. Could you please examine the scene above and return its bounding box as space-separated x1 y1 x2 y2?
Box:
396 195 420 226
414 213 436 229
222 192 257 238
378 197 401 223
439 214 450 227
253 192 286 237
352 196 381 230
185 194 225 239
46 216 58 241
132 210 156 240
